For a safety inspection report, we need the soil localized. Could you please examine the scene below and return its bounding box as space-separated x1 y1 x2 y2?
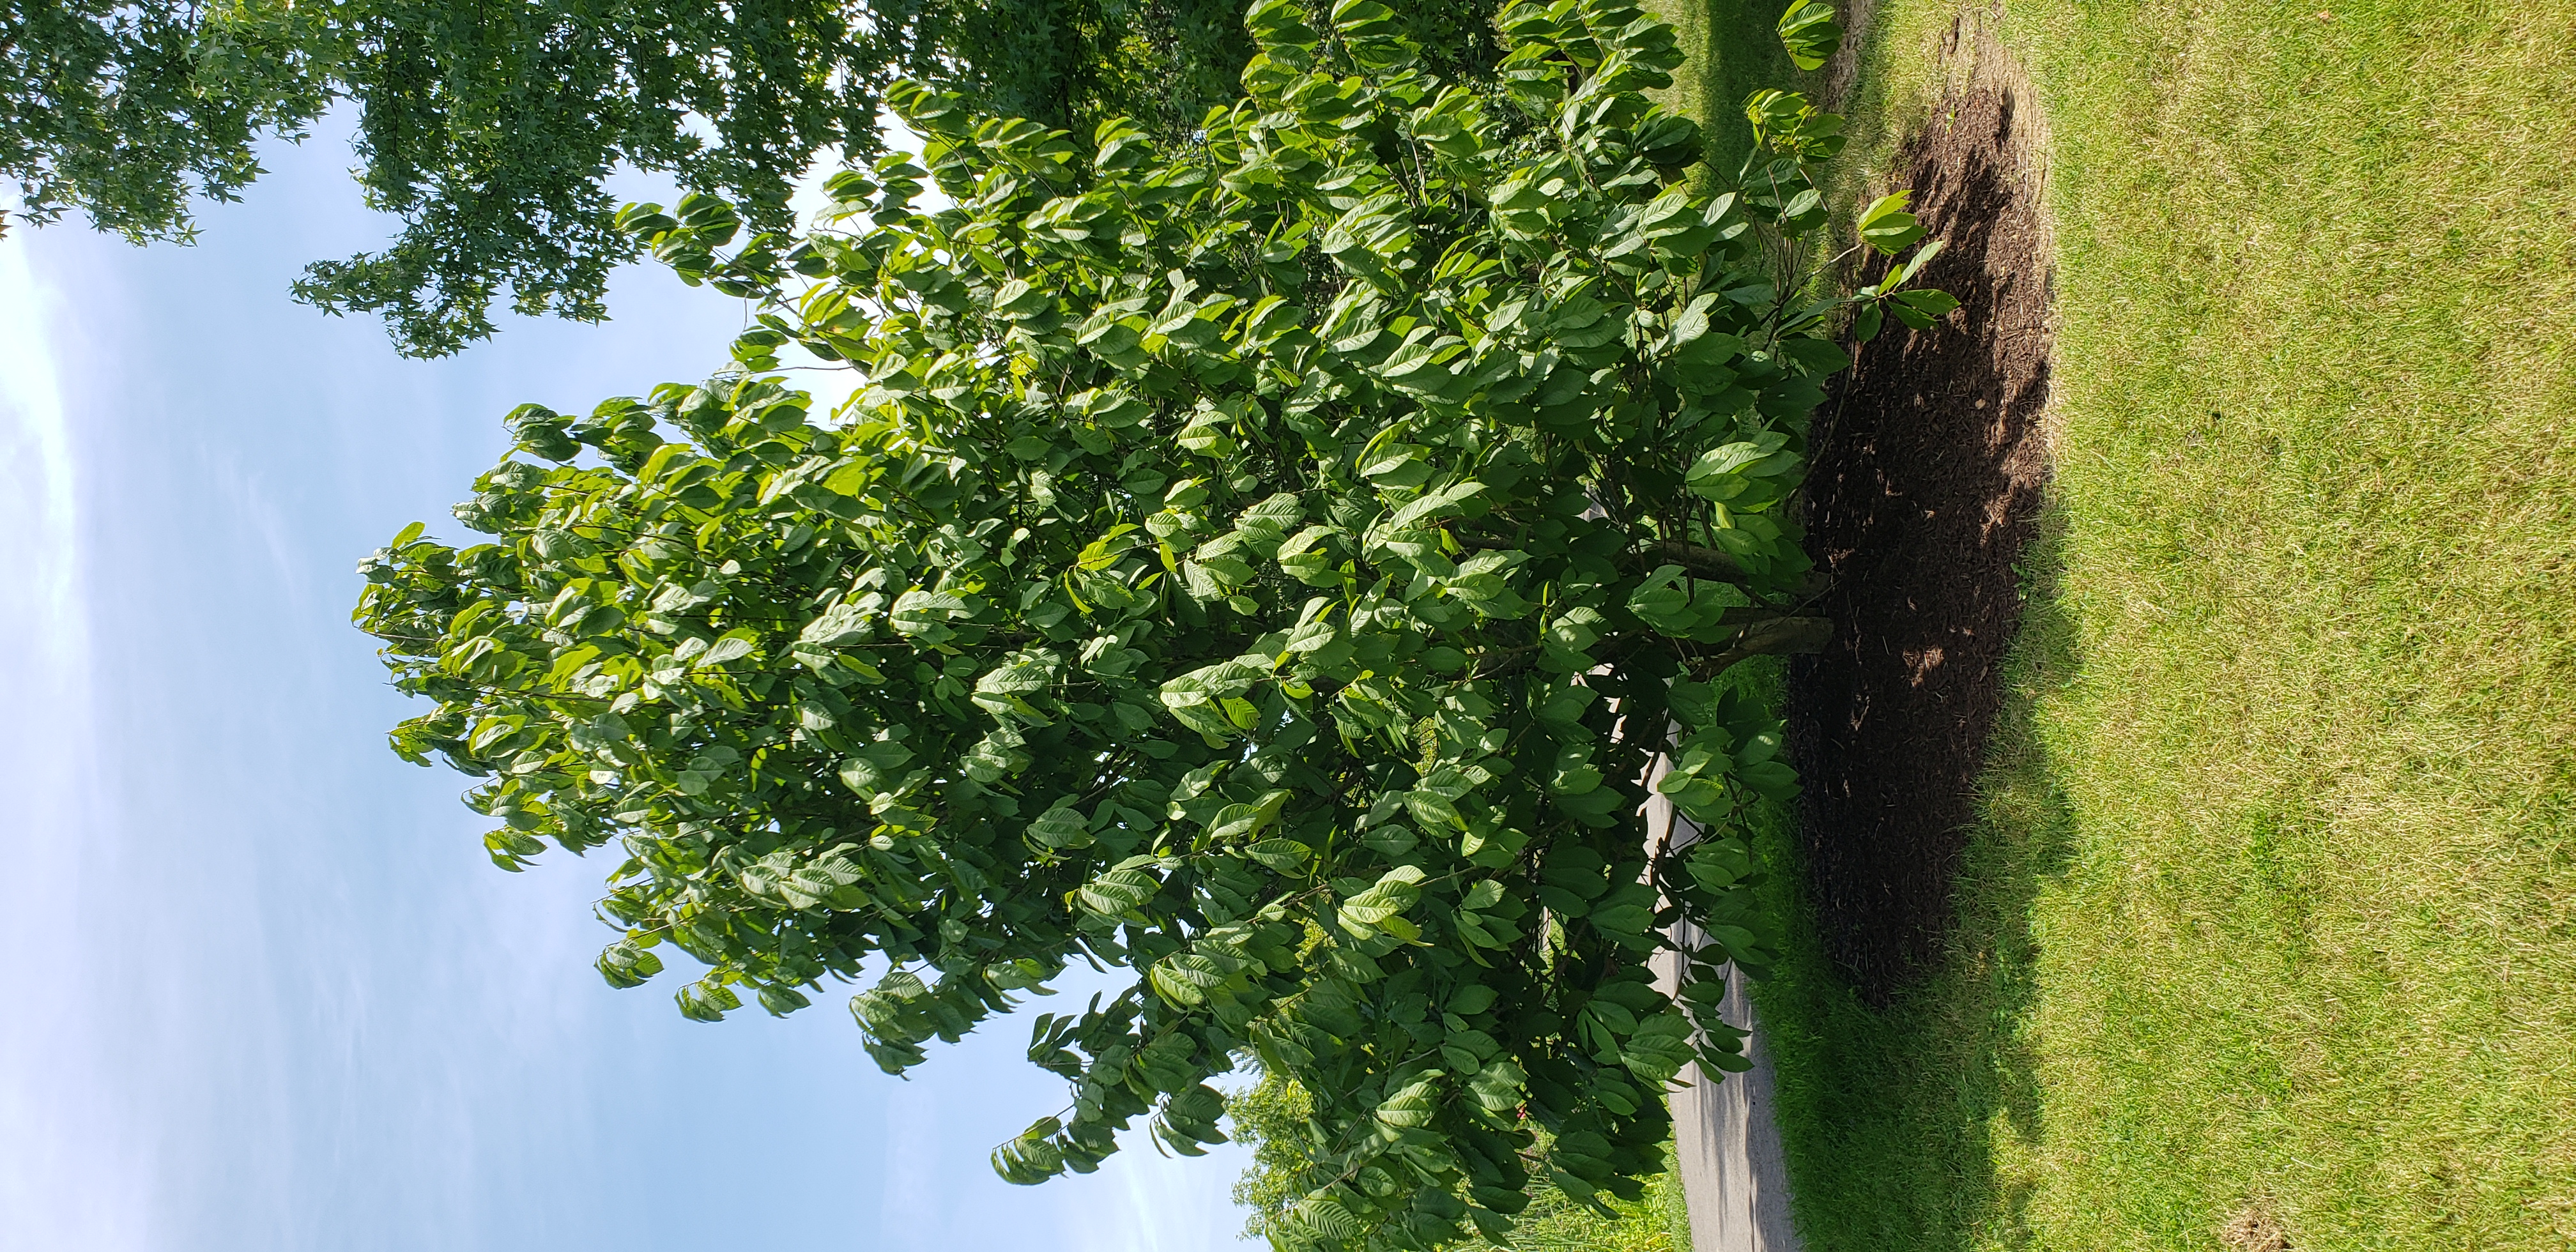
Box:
1786 27 2056 1002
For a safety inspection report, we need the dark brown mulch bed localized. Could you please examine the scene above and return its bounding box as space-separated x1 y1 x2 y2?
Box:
1786 72 2055 1002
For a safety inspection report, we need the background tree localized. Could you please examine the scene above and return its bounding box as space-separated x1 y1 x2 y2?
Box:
0 0 331 244
0 0 1494 356
353 1 1943 1246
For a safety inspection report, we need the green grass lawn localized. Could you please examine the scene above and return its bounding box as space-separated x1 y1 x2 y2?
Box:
1667 0 2576 1247
1229 1070 1692 1250
1491 1166 1693 1251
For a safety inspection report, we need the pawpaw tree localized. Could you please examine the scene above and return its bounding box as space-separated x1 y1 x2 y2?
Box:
353 1 1943 1246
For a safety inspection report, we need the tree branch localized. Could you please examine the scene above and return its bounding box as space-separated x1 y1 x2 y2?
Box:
1651 539 1750 581
1657 540 1834 599
1681 615 1833 676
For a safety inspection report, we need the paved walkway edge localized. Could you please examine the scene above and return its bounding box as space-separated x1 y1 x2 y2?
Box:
1667 955 1800 1252
1645 784 1803 1252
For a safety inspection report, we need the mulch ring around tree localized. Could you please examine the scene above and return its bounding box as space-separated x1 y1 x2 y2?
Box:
1786 28 2056 1002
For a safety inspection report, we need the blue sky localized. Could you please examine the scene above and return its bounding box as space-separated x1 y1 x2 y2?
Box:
0 121 1248 1251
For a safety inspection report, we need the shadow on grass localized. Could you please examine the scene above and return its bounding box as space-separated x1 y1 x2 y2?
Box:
1788 73 2055 1000
1659 3 2097 1244
1748 533 2084 1249
1655 0 1807 176
1731 16 2081 1246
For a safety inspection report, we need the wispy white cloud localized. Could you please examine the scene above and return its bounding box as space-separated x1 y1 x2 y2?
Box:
1067 1127 1259 1252
880 1071 949 1249
0 107 1255 1251
0 231 82 670
0 228 126 1250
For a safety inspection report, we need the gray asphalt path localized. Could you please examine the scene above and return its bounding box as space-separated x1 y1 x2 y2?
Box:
1644 784 1803 1252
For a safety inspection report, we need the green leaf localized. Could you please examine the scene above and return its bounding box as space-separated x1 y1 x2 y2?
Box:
1151 954 1231 1007
991 279 1052 318
1777 1 1844 71
1857 191 1928 255
1242 839 1312 874
1780 187 1828 233
1889 238 1948 288
1375 1073 1443 1127
1403 788 1464 830
1028 805 1094 850
1853 301 1886 342
1077 867 1160 918
1388 480 1486 531
676 978 742 1023
1208 791 1291 842
1890 287 1962 328
1338 864 1427 935
1290 1196 1364 1241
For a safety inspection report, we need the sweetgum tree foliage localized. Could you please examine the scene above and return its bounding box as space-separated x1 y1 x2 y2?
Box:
354 1 1943 1246
5 0 908 346
0 0 330 243
0 0 1495 355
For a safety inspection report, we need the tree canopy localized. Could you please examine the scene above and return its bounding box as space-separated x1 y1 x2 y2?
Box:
352 0 1944 1247
0 0 1495 356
